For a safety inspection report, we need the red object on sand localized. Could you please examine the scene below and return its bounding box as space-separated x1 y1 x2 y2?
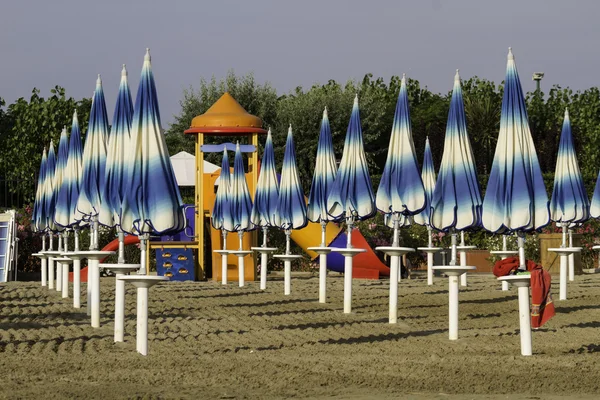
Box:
493 257 555 328
68 235 141 282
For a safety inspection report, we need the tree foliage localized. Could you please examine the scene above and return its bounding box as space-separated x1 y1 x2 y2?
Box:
1 87 91 189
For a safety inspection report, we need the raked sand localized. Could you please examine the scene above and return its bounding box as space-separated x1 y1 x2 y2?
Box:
1 271 600 399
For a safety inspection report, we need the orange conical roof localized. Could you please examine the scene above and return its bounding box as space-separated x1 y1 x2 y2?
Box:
185 92 267 135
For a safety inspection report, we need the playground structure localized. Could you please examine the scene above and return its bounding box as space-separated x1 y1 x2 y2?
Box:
168 92 391 282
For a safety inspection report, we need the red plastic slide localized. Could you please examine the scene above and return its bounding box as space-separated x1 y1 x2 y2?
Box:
69 235 140 282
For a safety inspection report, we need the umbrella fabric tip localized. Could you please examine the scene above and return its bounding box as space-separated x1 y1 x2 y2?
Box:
96 74 102 85
122 64 127 75
455 69 460 80
323 107 328 118
145 48 151 61
507 47 514 60
564 108 569 119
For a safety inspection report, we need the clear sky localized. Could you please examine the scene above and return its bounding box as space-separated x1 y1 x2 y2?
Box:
1 0 598 127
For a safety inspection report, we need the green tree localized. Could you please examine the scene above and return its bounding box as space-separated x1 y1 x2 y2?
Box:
1 87 91 202
166 71 279 163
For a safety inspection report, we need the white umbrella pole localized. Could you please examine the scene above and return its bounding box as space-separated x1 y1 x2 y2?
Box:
501 235 510 291
73 256 81 308
221 230 228 285
260 227 268 290
136 285 149 355
62 233 69 298
48 233 55 289
284 230 292 295
460 231 468 287
74 229 79 251
344 217 354 314
56 234 63 292
449 272 459 340
517 233 526 270
427 226 434 285
568 229 575 281
118 231 125 264
238 231 245 288
140 234 149 275
93 216 100 250
389 216 400 324
450 231 457 266
41 234 47 287
319 221 328 303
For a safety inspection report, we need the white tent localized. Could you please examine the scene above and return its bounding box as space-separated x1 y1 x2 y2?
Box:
170 151 220 186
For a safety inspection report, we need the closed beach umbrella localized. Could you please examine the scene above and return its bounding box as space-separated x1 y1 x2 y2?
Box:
375 75 425 322
274 126 307 295
328 96 376 223
104 65 134 262
251 129 280 289
482 49 549 251
43 142 57 248
482 49 549 356
591 172 600 218
414 137 440 285
55 111 85 249
212 149 232 232
52 127 70 242
549 108 589 296
431 70 482 270
431 70 482 235
33 148 48 234
212 149 232 284
307 108 338 236
77 75 110 249
120 49 185 272
251 128 279 235
327 95 375 313
229 143 253 233
276 125 308 234
307 108 338 302
376 74 425 232
105 64 134 227
229 142 254 286
55 112 84 230
550 108 590 237
414 137 436 229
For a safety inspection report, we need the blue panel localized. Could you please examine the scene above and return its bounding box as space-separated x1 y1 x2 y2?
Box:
155 247 195 281
201 143 256 153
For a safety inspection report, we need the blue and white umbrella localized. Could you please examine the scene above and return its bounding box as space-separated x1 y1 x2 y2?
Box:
212 149 232 232
52 127 69 252
327 95 375 313
55 111 84 234
120 49 185 271
229 142 253 235
276 125 308 238
413 137 436 231
33 148 47 234
212 149 232 284
482 48 550 270
376 74 425 240
550 108 590 246
229 142 254 287
307 108 338 245
77 75 110 249
275 125 307 295
42 141 57 248
431 70 482 268
591 170 600 218
327 96 375 224
104 65 134 263
105 65 133 227
251 128 279 244
307 108 338 302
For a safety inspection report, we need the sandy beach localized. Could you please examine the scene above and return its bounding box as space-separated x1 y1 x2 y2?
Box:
1 272 599 399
